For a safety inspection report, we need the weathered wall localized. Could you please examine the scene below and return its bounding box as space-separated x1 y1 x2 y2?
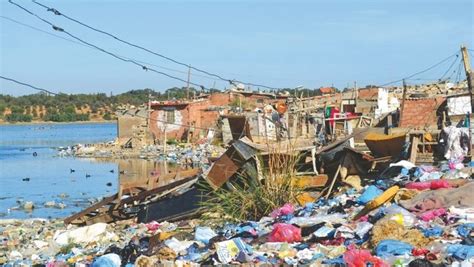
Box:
117 115 146 141
399 97 445 128
149 98 227 142
358 88 379 100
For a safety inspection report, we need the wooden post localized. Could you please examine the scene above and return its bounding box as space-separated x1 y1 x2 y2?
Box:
461 45 473 157
186 65 191 100
409 137 419 163
399 79 408 127
461 46 473 112
163 112 167 154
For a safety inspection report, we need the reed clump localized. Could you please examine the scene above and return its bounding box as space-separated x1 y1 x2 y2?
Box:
200 143 301 221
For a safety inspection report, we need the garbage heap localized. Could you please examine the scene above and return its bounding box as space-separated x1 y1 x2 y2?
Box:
1 159 473 266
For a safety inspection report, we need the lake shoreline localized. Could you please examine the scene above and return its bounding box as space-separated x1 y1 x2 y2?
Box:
0 120 116 126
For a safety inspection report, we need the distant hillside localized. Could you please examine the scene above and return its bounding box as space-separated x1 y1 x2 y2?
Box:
0 87 202 123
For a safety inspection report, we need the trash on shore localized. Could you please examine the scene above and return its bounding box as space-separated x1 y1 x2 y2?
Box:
5 83 474 265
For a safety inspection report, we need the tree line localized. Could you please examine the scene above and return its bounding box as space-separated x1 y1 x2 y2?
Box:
0 87 204 123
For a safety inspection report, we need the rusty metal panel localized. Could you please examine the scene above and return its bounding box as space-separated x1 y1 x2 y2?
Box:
204 149 242 189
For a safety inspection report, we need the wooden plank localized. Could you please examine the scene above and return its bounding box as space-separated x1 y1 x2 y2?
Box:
64 193 118 225
121 176 199 205
410 137 419 163
292 174 328 188
325 163 342 199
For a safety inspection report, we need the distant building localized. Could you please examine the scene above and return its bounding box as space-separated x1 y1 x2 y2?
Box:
318 87 337 95
144 90 288 143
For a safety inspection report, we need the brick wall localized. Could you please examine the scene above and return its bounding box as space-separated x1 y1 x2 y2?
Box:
358 88 379 100
399 97 445 128
149 99 223 142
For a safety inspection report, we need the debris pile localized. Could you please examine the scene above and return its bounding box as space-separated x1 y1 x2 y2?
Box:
2 158 473 266
69 142 224 166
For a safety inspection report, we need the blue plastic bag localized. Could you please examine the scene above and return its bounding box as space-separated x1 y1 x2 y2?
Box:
375 239 413 257
357 185 383 204
446 244 474 260
92 253 121 267
195 226 217 245
457 223 474 238
422 226 443 237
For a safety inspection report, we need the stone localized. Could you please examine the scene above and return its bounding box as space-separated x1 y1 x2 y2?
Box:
23 201 34 211
58 193 69 199
44 201 56 208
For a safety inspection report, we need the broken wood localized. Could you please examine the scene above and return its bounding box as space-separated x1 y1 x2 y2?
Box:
292 174 328 189
410 137 419 163
325 163 342 199
64 170 201 225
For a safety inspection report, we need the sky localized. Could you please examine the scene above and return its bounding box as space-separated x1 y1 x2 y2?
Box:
0 0 473 96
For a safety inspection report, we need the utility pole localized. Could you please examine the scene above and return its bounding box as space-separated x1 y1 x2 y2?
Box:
186 65 191 100
163 112 167 154
461 45 473 112
353 81 358 107
399 79 408 127
147 93 151 127
461 45 474 157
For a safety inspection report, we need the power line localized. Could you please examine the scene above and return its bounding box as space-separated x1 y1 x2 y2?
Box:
9 0 208 90
439 54 460 81
32 0 280 90
0 75 58 95
377 51 459 87
1 15 220 83
455 60 464 83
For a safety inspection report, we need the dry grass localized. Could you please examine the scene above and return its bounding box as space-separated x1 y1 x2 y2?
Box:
200 142 302 221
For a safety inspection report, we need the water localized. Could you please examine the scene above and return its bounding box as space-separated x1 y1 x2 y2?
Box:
0 123 118 219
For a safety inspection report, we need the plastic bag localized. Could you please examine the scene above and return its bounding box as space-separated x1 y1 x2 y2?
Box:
92 253 121 267
457 223 474 238
419 208 447 221
268 223 302 243
446 244 474 260
145 221 160 231
405 180 451 190
385 204 416 227
270 203 294 218
357 185 383 204
422 226 443 237
194 226 217 245
375 239 413 257
343 247 388 267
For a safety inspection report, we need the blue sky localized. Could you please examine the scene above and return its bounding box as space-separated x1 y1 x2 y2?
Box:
1 0 473 96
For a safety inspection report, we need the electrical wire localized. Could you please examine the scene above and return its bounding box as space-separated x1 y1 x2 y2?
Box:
9 0 209 90
1 15 221 83
377 51 459 87
0 75 58 95
32 0 281 90
439 54 460 81
455 60 464 83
